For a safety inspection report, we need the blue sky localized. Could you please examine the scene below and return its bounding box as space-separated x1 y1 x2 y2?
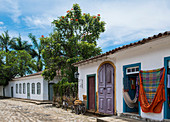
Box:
0 0 170 52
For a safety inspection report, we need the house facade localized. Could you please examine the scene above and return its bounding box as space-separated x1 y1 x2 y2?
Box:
73 31 170 121
0 71 61 101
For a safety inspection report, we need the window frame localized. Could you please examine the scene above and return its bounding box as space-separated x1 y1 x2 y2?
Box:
19 83 22 94
16 84 18 94
37 82 41 95
32 83 35 94
23 83 25 94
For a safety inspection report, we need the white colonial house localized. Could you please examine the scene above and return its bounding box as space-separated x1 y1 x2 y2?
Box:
0 71 61 101
73 31 170 121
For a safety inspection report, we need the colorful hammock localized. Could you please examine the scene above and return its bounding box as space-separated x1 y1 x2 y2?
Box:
139 67 165 113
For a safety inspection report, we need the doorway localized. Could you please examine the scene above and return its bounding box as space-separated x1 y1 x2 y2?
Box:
27 83 30 99
87 74 96 111
164 56 170 119
11 87 13 97
49 83 54 101
98 63 114 115
123 63 141 115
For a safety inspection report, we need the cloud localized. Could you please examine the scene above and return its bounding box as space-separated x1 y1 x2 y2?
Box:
0 22 4 25
1 0 170 52
94 0 170 50
0 21 6 30
0 0 21 23
22 15 54 29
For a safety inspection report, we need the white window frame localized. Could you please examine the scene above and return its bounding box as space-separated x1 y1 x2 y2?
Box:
19 83 22 94
23 83 25 94
126 66 139 75
16 84 18 94
32 83 35 94
37 82 41 95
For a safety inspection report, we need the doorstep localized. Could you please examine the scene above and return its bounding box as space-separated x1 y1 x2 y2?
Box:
10 98 52 105
97 116 144 122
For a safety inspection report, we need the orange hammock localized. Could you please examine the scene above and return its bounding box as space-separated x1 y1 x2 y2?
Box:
139 68 165 113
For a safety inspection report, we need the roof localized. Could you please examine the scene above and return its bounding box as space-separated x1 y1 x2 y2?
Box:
13 70 62 80
73 31 170 66
13 71 43 80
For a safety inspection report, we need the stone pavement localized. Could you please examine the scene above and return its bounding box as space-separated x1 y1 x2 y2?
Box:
0 99 143 122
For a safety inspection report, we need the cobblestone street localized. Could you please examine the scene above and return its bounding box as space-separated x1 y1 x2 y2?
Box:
0 99 97 122
0 99 142 122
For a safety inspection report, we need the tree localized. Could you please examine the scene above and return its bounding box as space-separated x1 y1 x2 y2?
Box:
28 33 46 71
0 30 13 52
0 50 36 85
42 4 105 82
10 34 32 53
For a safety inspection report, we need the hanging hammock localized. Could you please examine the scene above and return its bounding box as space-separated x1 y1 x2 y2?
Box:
123 76 139 108
123 91 138 108
139 67 165 113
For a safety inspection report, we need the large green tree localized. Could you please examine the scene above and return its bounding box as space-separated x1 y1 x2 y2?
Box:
0 50 36 85
28 33 46 71
42 4 105 82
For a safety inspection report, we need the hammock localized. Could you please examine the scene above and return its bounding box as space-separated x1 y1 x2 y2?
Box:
123 91 138 108
123 76 139 108
139 67 165 113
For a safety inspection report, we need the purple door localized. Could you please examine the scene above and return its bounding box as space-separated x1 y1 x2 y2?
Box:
98 63 114 114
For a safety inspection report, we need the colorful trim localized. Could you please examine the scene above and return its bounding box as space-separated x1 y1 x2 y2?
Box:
164 56 170 119
123 63 141 115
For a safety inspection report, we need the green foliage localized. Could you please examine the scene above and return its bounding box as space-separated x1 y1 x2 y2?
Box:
28 33 47 71
53 77 78 98
0 50 36 85
43 4 105 82
10 34 33 53
0 30 13 52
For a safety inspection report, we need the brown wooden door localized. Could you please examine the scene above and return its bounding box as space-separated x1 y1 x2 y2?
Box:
88 76 95 110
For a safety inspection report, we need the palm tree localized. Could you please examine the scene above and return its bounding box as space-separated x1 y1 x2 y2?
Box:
28 33 45 71
10 34 32 53
0 30 13 52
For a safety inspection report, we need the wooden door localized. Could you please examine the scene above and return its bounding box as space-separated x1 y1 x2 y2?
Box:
98 63 114 114
88 76 95 110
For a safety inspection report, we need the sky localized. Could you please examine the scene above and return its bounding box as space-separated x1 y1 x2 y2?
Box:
0 0 170 52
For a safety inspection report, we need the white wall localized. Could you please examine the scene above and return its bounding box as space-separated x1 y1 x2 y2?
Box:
5 75 47 100
115 37 170 121
78 58 115 100
43 76 61 100
78 36 170 121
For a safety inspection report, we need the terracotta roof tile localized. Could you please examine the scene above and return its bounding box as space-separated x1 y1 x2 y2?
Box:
72 31 170 66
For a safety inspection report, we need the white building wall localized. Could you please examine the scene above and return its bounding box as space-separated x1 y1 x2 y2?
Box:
43 76 61 100
115 37 170 121
78 58 115 100
5 75 46 100
78 36 170 121
43 79 49 100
